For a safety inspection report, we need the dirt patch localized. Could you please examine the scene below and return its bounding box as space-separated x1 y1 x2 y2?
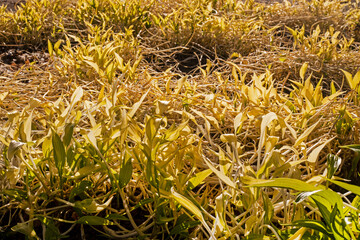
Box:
0 0 25 11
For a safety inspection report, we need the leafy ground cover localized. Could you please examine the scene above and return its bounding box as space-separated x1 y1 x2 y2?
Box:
1 0 360 239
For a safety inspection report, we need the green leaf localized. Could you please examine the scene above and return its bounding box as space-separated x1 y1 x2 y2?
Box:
328 180 360 196
312 197 331 226
52 132 66 177
72 164 103 180
11 222 38 238
105 214 128 221
37 216 61 240
242 177 320 192
74 197 113 214
77 216 114 226
170 219 200 235
170 188 214 239
119 154 132 188
69 180 93 202
63 123 75 147
340 144 360 152
286 220 332 237
295 190 321 203
326 154 342 179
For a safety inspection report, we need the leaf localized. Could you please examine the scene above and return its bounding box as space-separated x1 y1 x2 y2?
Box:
353 70 360 87
286 220 332 237
220 134 237 143
23 111 33 142
234 112 245 133
77 216 114 226
300 62 308 81
326 154 342 179
340 144 360 152
311 189 344 218
307 138 334 163
171 188 204 221
328 180 360 196
70 86 83 108
72 164 103 180
128 89 150 118
37 216 61 240
170 188 214 239
204 157 236 188
7 140 25 161
0 91 8 102
105 214 128 221
75 197 113 214
259 112 278 150
341 70 354 90
164 121 188 142
63 123 75 147
84 60 100 74
145 117 162 142
188 169 213 190
119 154 132 188
48 40 53 56
87 130 99 151
295 190 322 203
52 132 66 177
258 112 278 167
175 76 187 94
11 222 38 239
242 176 320 192
69 180 93 202
294 119 321 147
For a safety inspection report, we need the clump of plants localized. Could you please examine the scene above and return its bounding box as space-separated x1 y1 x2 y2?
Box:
1 0 360 239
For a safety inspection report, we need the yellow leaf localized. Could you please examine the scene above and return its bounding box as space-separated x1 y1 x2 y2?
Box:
70 86 84 108
288 227 307 240
171 189 204 221
204 157 236 188
234 112 246 133
300 62 308 81
84 59 100 74
128 89 150 118
294 119 321 148
353 70 360 87
307 138 334 163
7 140 25 162
220 134 237 143
87 130 99 151
258 112 278 167
175 76 187 94
341 70 354 89
170 188 215 239
23 111 33 142
0 92 8 102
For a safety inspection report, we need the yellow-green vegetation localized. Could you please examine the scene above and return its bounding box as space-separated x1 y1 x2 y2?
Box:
1 0 360 239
